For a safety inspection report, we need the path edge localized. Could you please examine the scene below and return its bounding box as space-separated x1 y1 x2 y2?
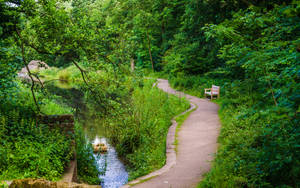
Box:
122 79 197 188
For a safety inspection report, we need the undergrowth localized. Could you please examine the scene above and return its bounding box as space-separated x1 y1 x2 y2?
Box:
0 83 73 181
0 79 98 183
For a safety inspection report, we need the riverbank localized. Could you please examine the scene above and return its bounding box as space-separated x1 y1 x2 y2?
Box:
39 66 190 185
103 78 190 181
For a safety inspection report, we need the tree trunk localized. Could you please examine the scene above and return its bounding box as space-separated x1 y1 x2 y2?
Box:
130 58 135 72
146 31 154 71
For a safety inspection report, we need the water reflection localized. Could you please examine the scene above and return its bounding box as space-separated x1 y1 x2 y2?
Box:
92 136 128 188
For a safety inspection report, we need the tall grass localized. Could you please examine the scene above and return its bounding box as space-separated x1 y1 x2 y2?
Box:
105 79 190 180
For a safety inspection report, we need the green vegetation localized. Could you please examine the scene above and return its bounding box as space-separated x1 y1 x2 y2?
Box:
166 2 300 187
0 71 100 183
0 82 73 181
104 78 189 180
75 123 101 184
1 0 299 186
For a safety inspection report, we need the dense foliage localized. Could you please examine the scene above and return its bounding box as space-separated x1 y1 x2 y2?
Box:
165 1 300 187
0 82 73 180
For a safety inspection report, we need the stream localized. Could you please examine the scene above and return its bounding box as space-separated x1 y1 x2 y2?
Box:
47 82 128 188
84 119 128 188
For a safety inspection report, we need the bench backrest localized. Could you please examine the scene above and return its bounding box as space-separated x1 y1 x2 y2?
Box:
212 85 220 93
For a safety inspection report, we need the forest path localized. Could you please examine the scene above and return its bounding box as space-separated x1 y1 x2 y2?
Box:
125 79 220 188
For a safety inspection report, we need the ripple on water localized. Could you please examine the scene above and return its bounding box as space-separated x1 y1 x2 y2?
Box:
93 136 128 188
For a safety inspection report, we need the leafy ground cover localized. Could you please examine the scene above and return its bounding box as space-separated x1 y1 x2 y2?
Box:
0 83 73 181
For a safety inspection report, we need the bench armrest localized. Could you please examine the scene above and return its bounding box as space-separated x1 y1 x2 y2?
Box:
204 88 211 91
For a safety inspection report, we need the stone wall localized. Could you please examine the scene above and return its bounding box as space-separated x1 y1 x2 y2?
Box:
37 114 75 134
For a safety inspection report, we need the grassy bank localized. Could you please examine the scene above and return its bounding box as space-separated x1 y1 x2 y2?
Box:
103 78 190 180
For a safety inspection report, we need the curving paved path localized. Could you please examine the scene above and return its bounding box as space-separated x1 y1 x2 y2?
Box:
124 79 220 188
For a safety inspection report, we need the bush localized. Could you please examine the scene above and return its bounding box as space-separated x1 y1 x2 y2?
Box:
200 101 300 187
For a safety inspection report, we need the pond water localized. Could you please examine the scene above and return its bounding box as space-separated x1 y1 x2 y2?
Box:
47 82 128 188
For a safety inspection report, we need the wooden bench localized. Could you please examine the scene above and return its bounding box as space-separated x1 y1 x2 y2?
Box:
204 85 220 99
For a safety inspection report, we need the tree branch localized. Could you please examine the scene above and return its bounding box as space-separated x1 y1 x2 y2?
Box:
72 60 89 85
15 28 40 111
20 41 40 112
31 73 45 89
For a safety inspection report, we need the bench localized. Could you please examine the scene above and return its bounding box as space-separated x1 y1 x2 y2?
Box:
204 85 220 99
